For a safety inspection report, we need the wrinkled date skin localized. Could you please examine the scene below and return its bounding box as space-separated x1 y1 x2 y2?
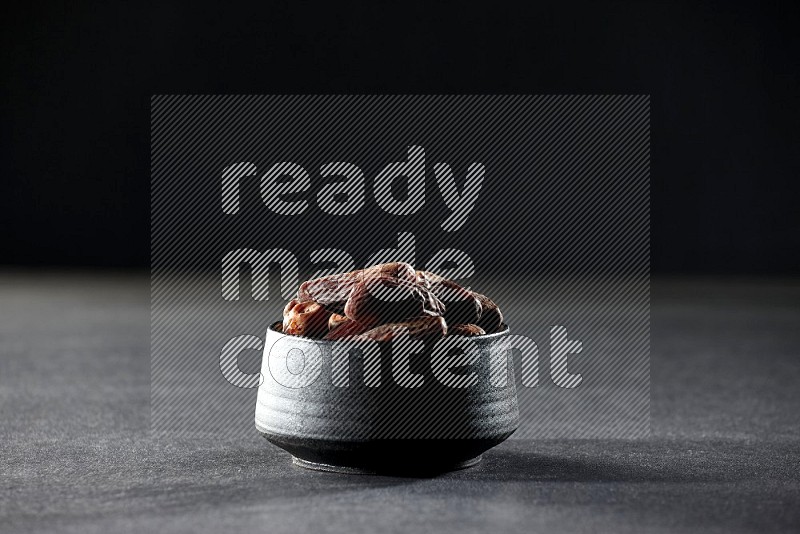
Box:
282 263 504 339
358 316 448 342
343 276 444 329
416 271 482 326
323 317 370 340
474 292 503 332
328 313 349 331
298 262 416 314
297 273 355 314
282 299 332 338
447 323 486 337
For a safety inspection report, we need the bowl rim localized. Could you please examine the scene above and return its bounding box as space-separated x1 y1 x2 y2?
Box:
269 321 510 342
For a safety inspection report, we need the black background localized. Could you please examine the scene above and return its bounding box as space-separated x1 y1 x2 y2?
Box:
2 0 798 274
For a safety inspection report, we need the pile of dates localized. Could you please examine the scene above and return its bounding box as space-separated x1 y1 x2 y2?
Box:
281 262 503 341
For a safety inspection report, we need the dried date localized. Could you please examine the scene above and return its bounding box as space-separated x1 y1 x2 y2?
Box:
328 313 349 331
359 316 448 342
283 263 502 339
282 299 332 338
298 262 416 314
447 323 486 336
416 270 482 326
323 317 371 340
344 276 444 328
473 292 503 332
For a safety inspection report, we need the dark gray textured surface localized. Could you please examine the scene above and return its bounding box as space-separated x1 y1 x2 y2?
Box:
1 273 799 533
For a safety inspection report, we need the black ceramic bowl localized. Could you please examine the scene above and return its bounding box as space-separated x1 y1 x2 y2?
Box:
255 322 518 475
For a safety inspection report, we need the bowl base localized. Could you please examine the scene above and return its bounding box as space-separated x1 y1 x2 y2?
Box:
291 454 481 475
259 432 510 476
